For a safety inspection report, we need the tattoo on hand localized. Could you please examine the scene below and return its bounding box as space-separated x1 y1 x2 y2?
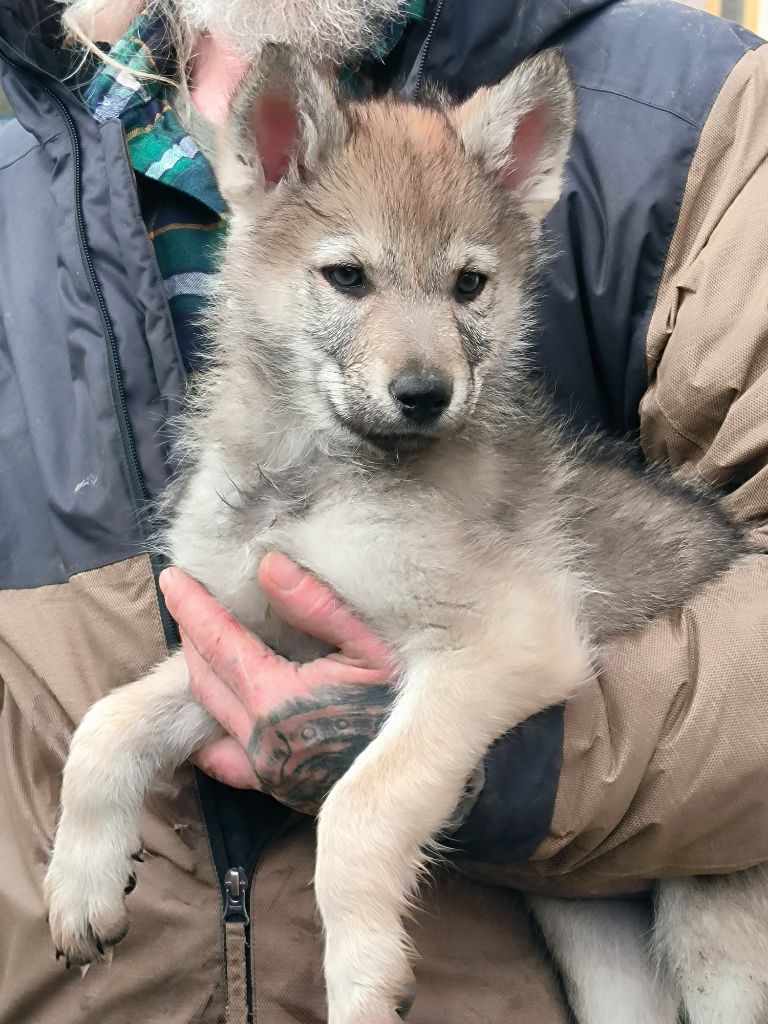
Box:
246 684 394 814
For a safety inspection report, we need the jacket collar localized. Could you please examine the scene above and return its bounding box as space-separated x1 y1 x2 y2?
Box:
417 0 619 97
0 1 70 77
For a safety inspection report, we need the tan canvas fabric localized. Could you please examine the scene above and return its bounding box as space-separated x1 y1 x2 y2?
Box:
0 555 569 1022
474 44 768 894
0 556 226 1024
250 823 570 1024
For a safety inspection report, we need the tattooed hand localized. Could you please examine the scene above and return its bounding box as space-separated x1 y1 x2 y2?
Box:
158 555 397 814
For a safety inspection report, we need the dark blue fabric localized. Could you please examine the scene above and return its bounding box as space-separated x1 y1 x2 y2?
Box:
448 705 565 862
0 4 186 589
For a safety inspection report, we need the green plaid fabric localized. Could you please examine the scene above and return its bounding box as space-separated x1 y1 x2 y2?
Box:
85 4 425 370
85 15 227 370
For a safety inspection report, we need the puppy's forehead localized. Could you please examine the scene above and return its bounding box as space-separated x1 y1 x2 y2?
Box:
308 101 497 250
354 102 456 160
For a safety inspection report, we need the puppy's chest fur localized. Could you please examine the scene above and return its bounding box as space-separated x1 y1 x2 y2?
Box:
162 428 542 661
162 388 745 668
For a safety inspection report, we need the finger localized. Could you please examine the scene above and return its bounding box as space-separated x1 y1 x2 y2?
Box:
182 631 256 752
258 553 395 667
190 736 261 791
295 658 394 687
160 567 280 685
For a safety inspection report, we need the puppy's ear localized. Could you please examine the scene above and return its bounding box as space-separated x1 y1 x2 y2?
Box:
217 43 347 207
454 51 576 223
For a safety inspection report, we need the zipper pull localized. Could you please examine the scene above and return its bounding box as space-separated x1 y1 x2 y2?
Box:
223 867 250 924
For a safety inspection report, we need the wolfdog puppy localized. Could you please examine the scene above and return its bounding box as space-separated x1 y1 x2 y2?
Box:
45 44 767 1024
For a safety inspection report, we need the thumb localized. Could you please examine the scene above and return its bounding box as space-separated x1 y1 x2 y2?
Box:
258 552 394 667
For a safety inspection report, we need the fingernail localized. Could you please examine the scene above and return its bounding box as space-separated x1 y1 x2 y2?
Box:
158 567 176 593
262 553 303 593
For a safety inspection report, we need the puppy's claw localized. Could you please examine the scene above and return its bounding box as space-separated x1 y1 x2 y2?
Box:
395 979 417 1019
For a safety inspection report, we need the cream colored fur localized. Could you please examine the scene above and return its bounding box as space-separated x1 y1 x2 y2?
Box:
529 896 679 1024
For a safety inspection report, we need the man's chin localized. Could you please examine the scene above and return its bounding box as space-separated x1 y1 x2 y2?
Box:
181 0 405 62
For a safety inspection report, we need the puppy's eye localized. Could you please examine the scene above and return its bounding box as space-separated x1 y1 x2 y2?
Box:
454 270 487 302
323 265 368 294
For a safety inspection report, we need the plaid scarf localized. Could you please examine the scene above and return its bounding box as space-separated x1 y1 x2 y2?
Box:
85 4 425 372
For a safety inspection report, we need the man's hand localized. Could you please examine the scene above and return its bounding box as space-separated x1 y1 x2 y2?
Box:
158 554 397 814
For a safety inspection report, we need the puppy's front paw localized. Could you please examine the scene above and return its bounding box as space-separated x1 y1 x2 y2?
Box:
326 981 416 1024
325 931 416 1024
44 830 142 966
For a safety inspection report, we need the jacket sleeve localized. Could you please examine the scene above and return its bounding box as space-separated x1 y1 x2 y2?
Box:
451 45 768 892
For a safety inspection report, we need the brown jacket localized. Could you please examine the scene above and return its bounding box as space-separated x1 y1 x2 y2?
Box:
1 4 767 1022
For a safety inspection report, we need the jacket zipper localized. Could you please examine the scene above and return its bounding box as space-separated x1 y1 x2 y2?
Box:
223 867 253 1024
0 46 179 649
413 0 446 99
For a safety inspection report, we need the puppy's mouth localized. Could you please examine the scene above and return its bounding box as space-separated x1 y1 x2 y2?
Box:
331 409 439 454
362 431 436 454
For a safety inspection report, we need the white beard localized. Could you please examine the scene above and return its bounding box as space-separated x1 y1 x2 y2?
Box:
181 0 407 62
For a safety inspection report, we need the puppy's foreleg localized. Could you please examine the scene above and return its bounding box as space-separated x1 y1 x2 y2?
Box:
655 868 768 1024
528 895 679 1024
45 650 221 964
316 614 591 1024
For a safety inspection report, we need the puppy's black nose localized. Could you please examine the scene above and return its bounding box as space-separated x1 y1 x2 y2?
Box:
389 373 453 423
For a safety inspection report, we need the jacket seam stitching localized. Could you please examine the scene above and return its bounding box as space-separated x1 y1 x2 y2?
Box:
0 551 151 591
576 83 699 129
0 141 40 169
647 403 708 456
0 126 67 169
